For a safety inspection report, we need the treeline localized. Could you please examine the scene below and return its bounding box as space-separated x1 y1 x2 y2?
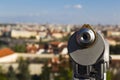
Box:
0 55 72 80
110 45 120 54
0 58 40 80
40 55 72 80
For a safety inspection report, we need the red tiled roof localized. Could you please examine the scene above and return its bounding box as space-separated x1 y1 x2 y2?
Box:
0 48 14 57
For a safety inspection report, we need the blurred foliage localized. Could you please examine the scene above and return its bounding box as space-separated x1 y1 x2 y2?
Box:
7 66 18 80
59 34 71 42
0 66 7 80
54 66 72 80
12 44 26 53
110 45 120 54
107 70 112 80
40 62 51 80
17 58 31 80
41 55 72 80
0 74 7 80
30 36 36 39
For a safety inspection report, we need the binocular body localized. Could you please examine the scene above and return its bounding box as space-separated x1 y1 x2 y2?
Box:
68 24 109 80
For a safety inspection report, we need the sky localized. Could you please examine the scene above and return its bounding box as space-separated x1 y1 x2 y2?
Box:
0 0 120 25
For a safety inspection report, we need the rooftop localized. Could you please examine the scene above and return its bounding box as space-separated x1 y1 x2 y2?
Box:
0 48 14 57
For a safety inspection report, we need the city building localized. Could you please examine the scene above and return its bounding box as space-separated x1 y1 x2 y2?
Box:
0 48 55 75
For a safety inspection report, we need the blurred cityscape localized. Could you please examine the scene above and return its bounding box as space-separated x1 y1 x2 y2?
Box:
0 23 119 80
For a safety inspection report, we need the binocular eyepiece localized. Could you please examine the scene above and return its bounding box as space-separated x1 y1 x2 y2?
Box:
76 26 96 48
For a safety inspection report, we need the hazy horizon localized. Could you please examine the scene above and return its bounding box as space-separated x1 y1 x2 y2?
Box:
0 0 120 25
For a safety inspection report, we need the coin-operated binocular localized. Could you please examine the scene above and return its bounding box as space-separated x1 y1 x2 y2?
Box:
68 24 110 80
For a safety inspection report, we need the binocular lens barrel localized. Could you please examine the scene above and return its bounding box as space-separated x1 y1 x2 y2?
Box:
76 28 96 47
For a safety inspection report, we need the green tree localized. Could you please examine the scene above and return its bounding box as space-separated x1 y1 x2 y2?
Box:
7 66 18 80
55 55 72 80
0 66 7 80
107 70 112 80
41 55 72 80
17 58 31 80
110 45 120 54
30 36 36 39
60 34 71 42
12 44 26 52
54 66 72 80
0 74 7 80
41 62 51 80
